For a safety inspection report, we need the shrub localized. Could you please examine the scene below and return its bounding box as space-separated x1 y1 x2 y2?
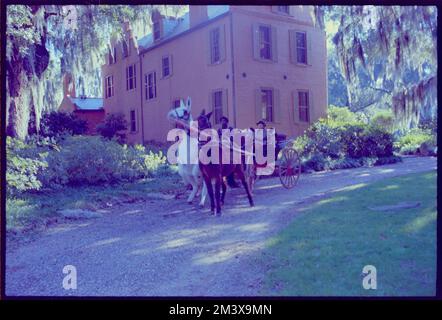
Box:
40 111 88 137
340 124 365 158
303 120 344 159
294 109 396 172
96 113 127 142
6 137 48 195
41 136 167 187
327 105 362 127
371 110 394 132
394 128 435 155
361 126 394 157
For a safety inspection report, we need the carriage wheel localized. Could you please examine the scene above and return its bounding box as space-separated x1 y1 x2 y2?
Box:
278 148 301 189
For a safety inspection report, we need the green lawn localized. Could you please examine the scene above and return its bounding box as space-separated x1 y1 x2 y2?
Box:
6 174 182 232
258 170 437 296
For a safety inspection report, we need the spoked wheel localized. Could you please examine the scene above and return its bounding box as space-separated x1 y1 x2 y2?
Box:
278 148 301 189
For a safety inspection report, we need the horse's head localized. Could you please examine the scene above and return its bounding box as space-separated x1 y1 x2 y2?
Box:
197 109 213 131
167 96 193 130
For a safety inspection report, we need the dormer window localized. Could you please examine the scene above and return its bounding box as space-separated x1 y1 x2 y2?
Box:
277 6 290 14
153 20 161 41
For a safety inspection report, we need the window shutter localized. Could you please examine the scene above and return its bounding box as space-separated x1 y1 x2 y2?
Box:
271 26 278 62
307 31 313 66
308 91 312 123
293 91 300 123
220 25 226 63
134 64 137 88
208 30 213 64
273 89 281 123
252 23 260 60
209 91 214 116
289 30 296 64
222 89 228 119
169 55 173 76
154 72 157 97
255 89 262 122
126 67 128 90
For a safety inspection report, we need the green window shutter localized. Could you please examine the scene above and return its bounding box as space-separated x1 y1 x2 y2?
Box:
273 88 281 123
169 55 173 76
289 30 296 64
308 91 313 123
307 31 313 66
293 91 300 123
220 25 226 63
208 30 213 64
209 91 214 118
222 89 229 119
252 23 260 60
255 89 262 122
271 26 278 62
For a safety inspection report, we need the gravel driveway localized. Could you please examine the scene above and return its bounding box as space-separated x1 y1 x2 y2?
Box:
6 156 437 296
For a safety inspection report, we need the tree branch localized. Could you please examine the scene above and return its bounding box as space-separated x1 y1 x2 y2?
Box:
368 85 392 95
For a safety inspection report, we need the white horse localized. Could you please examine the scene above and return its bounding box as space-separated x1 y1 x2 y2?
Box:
167 97 207 206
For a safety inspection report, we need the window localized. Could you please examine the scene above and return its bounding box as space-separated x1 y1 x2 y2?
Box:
105 75 114 98
259 25 272 60
122 40 129 58
298 91 310 122
210 28 221 64
153 20 161 41
277 6 290 14
162 56 170 78
145 72 157 100
126 64 136 90
109 47 117 64
261 89 273 122
130 110 137 132
212 91 223 124
296 32 307 64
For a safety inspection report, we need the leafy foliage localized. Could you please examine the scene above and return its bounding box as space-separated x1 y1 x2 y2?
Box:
96 112 127 142
293 107 397 172
6 135 169 194
394 128 435 155
39 111 88 137
6 137 47 195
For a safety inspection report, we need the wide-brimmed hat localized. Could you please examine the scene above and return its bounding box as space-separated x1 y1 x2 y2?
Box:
256 119 267 126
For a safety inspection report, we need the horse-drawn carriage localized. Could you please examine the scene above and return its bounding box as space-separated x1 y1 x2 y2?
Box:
244 133 302 191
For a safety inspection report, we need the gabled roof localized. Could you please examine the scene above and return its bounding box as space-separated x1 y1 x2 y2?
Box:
69 97 104 111
137 5 230 51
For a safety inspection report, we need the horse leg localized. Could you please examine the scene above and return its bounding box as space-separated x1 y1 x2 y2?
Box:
221 177 227 206
215 175 222 216
236 167 254 207
204 176 215 214
199 181 207 208
187 177 198 204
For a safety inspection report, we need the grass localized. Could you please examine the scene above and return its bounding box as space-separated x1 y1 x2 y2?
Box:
6 172 182 232
257 170 437 296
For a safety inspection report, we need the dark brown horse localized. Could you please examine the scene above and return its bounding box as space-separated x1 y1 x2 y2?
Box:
197 110 254 216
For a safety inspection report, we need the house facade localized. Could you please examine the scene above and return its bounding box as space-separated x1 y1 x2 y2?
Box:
101 5 327 144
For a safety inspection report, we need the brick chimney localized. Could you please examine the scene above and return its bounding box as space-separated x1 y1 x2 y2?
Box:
189 5 208 28
63 73 76 98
